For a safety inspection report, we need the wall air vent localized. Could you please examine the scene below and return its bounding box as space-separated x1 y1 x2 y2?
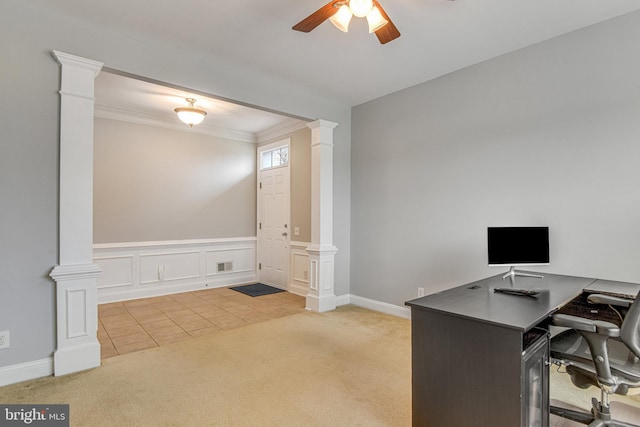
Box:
217 262 233 273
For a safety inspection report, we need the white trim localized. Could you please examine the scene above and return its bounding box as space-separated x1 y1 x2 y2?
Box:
94 238 257 303
288 283 308 297
288 241 310 296
94 237 256 250
0 358 54 387
139 250 200 284
50 263 101 281
335 294 351 307
305 120 338 312
95 104 257 143
96 104 307 145
97 278 258 304
256 119 309 143
51 50 103 377
337 295 411 319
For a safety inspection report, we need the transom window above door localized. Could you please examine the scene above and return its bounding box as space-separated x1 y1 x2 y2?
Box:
261 145 289 170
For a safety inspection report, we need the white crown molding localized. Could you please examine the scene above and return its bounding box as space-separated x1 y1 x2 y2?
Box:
95 103 257 143
256 118 309 144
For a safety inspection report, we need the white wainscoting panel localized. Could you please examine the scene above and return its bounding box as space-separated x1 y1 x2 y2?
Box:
94 238 257 303
140 251 200 284
205 248 253 276
95 256 134 289
289 241 310 296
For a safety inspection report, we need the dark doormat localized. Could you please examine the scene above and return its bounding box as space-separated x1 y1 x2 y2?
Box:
230 283 285 297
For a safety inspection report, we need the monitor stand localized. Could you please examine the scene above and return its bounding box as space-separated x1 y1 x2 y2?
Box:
502 266 543 281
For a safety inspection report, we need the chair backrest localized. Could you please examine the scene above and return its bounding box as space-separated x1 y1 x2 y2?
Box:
621 289 640 359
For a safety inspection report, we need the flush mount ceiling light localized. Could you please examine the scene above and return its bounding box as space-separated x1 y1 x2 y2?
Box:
174 98 207 127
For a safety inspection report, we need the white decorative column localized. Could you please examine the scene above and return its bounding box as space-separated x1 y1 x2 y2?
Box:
49 51 103 376
306 120 338 312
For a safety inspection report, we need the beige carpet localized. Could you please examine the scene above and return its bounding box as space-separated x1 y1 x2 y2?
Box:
0 306 411 426
1 305 638 426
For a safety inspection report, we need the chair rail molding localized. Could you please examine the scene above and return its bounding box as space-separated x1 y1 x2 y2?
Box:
50 50 103 376
305 119 338 312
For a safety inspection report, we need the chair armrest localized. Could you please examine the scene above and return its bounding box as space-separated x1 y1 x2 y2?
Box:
587 293 634 308
552 314 620 337
552 313 621 387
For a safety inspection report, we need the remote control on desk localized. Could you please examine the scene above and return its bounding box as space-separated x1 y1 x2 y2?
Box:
493 287 540 297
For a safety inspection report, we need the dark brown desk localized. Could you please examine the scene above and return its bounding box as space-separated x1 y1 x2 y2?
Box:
405 272 639 427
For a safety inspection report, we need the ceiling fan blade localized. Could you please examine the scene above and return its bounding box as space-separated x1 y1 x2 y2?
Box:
373 0 401 44
293 1 339 33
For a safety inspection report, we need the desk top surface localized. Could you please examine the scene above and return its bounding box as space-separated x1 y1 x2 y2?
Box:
586 279 640 299
406 272 603 332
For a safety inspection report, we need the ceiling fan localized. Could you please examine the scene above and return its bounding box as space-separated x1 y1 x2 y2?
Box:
293 0 401 44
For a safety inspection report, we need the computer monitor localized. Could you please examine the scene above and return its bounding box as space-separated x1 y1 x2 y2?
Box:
487 226 549 280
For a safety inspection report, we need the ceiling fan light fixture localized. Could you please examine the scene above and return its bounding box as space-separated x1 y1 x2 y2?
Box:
330 4 352 32
292 0 403 44
174 98 207 127
366 6 388 33
349 0 373 18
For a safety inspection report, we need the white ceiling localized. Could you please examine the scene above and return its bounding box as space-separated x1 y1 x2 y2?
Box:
25 0 640 135
94 71 306 143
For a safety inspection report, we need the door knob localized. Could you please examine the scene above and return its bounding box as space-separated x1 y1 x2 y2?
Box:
282 232 288 237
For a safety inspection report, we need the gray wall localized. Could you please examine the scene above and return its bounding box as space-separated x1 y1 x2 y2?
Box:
94 118 256 243
0 6 59 366
0 0 351 368
261 127 312 243
351 11 640 306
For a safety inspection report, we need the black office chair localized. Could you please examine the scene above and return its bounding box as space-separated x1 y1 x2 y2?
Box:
550 290 640 426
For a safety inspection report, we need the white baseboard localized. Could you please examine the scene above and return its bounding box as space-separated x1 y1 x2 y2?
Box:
335 294 351 307
338 294 411 319
0 358 53 387
97 274 257 304
288 282 308 297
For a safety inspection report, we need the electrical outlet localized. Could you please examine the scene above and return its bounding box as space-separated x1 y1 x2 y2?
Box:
0 331 10 349
418 287 425 297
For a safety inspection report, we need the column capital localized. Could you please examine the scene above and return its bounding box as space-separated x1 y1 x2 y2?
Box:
306 119 338 131
53 50 103 74
52 51 103 100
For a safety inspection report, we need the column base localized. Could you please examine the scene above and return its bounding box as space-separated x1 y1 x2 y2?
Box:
50 263 101 376
54 341 101 376
306 294 337 313
305 245 338 313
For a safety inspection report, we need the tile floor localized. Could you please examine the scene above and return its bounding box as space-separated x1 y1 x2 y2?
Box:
98 286 306 359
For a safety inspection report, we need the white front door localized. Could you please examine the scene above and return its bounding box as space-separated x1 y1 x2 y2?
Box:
257 140 290 289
